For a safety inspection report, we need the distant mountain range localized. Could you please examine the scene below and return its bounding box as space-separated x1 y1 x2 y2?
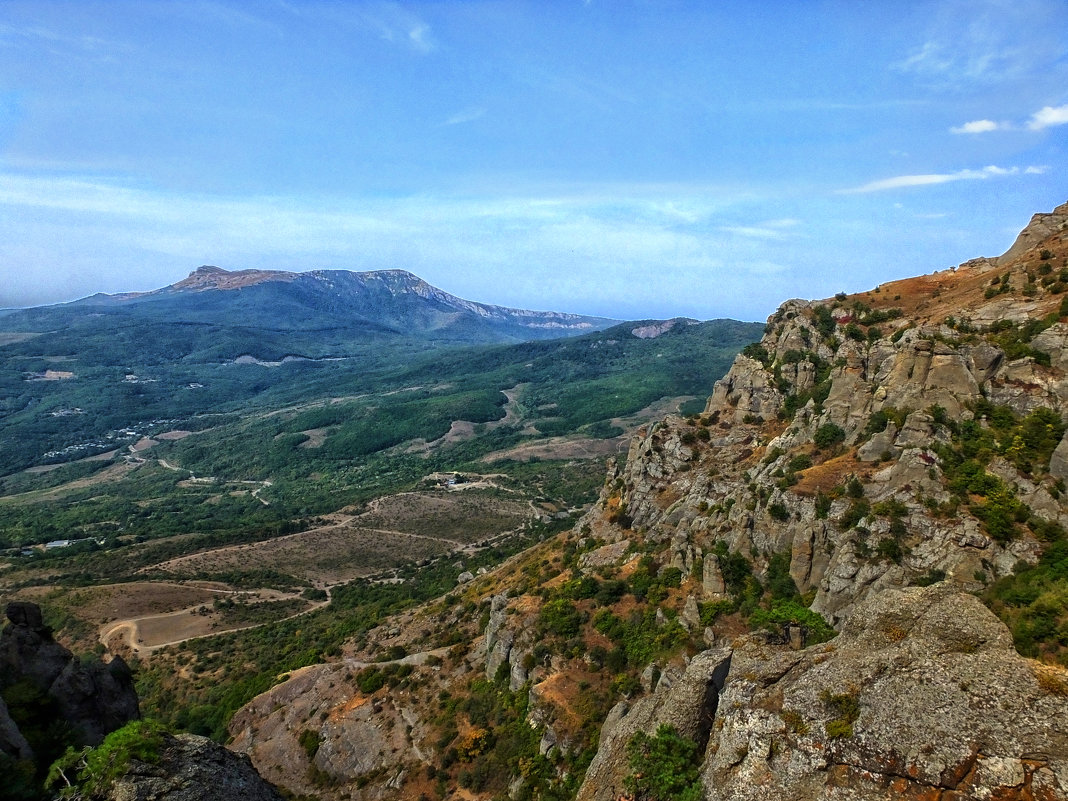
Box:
0 267 619 364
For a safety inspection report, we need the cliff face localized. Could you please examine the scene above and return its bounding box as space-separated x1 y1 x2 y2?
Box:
228 201 1068 801
609 200 1068 624
577 583 1068 801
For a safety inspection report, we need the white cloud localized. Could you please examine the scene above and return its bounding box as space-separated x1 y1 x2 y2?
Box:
1025 165 1049 174
1028 104 1068 130
950 119 1001 134
443 107 486 126
842 165 1021 194
408 23 434 53
719 217 801 240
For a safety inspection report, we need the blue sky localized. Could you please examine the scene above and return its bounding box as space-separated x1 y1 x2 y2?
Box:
1 0 1066 321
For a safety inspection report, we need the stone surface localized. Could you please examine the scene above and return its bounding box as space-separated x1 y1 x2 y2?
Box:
575 585 1068 801
109 734 284 801
0 695 32 760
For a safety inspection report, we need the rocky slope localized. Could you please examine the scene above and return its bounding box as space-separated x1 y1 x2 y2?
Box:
227 201 1068 801
609 200 1068 625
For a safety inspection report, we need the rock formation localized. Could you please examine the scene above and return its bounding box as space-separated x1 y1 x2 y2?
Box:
576 583 1068 801
106 733 285 801
0 601 140 749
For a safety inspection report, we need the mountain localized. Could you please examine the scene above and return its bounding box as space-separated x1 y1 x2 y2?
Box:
219 201 1068 800
0 266 618 364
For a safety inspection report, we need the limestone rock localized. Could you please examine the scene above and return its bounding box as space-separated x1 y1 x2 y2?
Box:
576 648 732 801
1050 430 1068 481
109 733 284 801
702 554 726 596
701 585 1068 801
706 355 783 425
999 200 1068 263
577 586 1068 801
484 593 513 679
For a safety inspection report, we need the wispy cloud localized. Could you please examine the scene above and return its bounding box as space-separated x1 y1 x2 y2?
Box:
841 164 1030 194
354 5 436 53
407 23 434 53
1028 104 1068 130
950 119 1002 134
892 0 1066 89
0 171 792 318
443 107 486 126
720 218 800 240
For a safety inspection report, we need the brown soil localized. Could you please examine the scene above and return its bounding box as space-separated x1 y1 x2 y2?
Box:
156 430 194 441
146 490 529 586
793 453 870 496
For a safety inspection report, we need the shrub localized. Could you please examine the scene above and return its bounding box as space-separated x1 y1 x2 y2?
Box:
749 599 836 644
767 502 790 521
624 725 703 801
813 423 846 450
539 599 582 638
47 720 168 799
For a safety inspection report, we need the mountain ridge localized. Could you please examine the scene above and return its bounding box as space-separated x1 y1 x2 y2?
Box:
62 264 620 339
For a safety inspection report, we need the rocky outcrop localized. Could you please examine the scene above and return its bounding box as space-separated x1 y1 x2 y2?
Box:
999 200 1068 263
577 648 732 801
107 733 284 801
576 584 1068 801
588 200 1068 622
230 658 436 799
0 601 140 748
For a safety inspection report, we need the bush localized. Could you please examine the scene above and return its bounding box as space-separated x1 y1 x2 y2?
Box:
813 423 846 450
47 720 168 799
539 599 582 638
624 724 703 801
767 502 790 521
749 599 836 644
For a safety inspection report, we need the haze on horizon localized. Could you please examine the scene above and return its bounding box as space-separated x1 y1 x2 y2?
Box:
1 0 1066 322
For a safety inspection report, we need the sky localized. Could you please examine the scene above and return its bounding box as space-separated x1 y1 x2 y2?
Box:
1 0 1066 322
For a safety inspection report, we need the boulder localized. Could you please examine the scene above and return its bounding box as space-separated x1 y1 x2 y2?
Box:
109 733 284 801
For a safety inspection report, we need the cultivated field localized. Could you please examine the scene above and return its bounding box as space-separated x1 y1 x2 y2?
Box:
143 489 530 586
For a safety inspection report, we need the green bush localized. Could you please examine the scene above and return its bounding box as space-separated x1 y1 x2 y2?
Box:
749 599 836 644
813 423 846 450
47 720 168 799
539 598 582 638
624 724 703 801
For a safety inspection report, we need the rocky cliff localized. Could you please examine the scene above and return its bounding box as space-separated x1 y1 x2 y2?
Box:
605 200 1068 626
228 201 1068 801
577 583 1068 801
0 601 140 753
